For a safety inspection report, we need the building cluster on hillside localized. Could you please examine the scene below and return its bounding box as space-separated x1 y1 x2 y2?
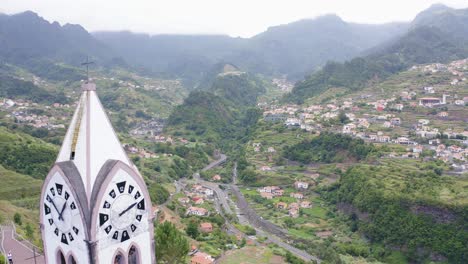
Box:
272 78 294 92
123 144 159 159
257 181 314 218
1 98 70 130
178 184 215 217
130 119 165 136
259 59 467 168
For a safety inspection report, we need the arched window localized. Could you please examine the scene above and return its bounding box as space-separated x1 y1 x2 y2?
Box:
57 250 66 264
69 255 77 264
114 252 125 264
128 245 140 264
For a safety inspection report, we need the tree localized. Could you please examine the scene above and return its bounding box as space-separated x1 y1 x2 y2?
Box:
25 223 34 239
13 213 22 226
338 111 349 124
155 222 189 264
186 220 199 239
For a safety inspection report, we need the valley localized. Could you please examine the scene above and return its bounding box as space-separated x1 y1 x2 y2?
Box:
0 3 467 264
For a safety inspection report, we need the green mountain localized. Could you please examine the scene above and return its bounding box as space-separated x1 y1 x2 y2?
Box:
94 16 407 83
197 63 267 106
287 5 468 103
165 90 238 143
165 66 265 145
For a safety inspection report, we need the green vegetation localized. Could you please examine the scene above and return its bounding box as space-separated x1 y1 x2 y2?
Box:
283 133 377 164
0 74 69 104
288 25 468 103
166 90 262 148
155 221 189 264
148 183 170 205
322 165 468 263
0 127 57 179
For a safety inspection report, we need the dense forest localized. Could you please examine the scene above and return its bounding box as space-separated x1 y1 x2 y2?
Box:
0 127 57 179
322 166 468 263
283 133 377 163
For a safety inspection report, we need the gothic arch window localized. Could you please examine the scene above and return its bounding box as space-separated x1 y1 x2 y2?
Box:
113 252 125 264
68 254 77 264
128 245 140 264
56 250 66 264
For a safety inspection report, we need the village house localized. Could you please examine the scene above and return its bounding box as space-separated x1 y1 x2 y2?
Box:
289 203 299 210
199 222 213 233
289 208 299 218
260 192 274 199
390 118 401 126
257 186 280 193
383 121 393 128
285 118 301 128
260 166 272 171
419 97 441 107
212 174 221 181
413 145 424 153
438 111 449 117
187 207 208 216
276 202 288 209
267 147 276 153
178 197 190 205
290 192 304 199
191 252 215 264
192 197 204 205
423 86 435 94
294 181 309 190
300 201 312 208
342 124 356 134
378 135 391 143
273 189 284 196
396 137 412 145
357 118 370 129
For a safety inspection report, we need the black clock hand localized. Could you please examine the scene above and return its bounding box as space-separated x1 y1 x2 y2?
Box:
58 201 67 221
50 199 62 218
119 202 137 217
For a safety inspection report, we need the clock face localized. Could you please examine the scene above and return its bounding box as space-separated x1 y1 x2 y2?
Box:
43 181 82 245
98 180 146 243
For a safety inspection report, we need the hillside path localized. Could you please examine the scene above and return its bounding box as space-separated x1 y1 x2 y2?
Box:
1 225 45 264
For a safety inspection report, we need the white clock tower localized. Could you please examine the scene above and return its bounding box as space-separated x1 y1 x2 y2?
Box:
40 82 155 264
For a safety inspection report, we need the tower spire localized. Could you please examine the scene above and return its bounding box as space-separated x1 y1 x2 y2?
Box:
56 81 133 200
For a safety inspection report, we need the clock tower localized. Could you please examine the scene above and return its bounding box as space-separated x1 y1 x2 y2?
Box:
40 82 155 264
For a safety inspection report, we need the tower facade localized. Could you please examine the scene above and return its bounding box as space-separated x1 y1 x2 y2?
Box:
40 82 155 264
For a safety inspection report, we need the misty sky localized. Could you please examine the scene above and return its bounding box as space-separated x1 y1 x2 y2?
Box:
1 0 468 37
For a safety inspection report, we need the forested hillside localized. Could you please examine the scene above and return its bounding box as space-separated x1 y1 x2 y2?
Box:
288 5 468 103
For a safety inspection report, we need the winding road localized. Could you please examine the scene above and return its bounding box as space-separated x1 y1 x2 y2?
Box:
194 155 321 263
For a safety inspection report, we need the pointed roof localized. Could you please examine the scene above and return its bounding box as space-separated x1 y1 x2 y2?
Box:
57 82 133 199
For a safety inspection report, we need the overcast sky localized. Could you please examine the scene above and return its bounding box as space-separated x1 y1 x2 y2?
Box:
1 0 468 37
